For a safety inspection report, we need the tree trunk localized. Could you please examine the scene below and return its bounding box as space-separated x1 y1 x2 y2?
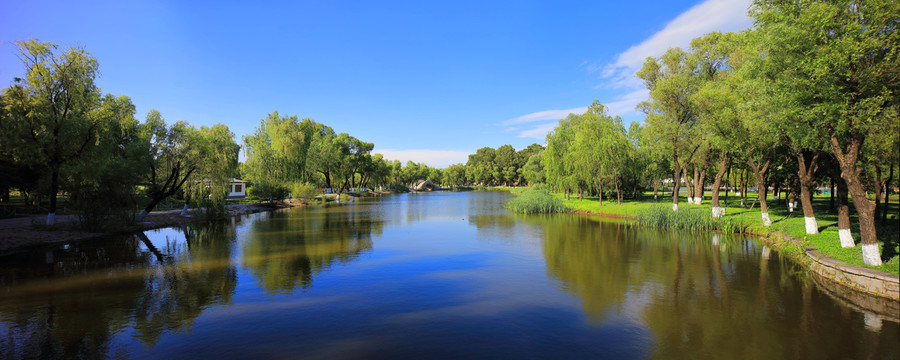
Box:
830 135 881 265
797 152 820 234
747 157 772 226
693 166 706 205
47 169 59 225
740 170 748 207
653 179 659 200
884 163 895 224
710 154 728 218
830 180 835 210
615 175 621 205
672 158 681 211
873 165 886 226
598 175 603 207
836 178 854 248
686 167 695 204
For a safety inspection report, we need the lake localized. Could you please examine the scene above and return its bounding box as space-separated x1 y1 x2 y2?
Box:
1 191 897 359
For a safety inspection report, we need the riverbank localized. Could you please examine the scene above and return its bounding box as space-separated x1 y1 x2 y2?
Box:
502 187 898 301
0 200 301 255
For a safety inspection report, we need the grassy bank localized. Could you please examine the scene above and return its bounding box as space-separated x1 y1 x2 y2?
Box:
506 187 899 274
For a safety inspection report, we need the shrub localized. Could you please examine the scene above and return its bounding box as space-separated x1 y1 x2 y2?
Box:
248 182 289 202
290 182 317 200
506 188 569 214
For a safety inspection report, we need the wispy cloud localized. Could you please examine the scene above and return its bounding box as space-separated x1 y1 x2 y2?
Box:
598 0 753 116
502 107 587 140
503 107 588 126
501 0 752 141
374 149 470 168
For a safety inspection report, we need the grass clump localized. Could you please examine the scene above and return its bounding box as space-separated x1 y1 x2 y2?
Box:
638 204 744 232
506 188 569 214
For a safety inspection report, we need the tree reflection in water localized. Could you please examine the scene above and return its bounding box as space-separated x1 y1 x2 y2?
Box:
0 221 238 358
531 214 898 359
241 207 380 293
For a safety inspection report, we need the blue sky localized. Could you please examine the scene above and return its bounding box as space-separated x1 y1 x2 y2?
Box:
0 0 752 168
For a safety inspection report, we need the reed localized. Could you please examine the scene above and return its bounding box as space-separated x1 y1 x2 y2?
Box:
506 188 569 214
637 205 746 233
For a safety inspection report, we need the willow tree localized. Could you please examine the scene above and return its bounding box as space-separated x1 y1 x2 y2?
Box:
752 0 898 265
1 40 102 225
183 124 240 219
574 101 630 205
543 114 580 200
137 112 206 221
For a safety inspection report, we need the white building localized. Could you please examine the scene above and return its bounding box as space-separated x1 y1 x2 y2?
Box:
227 178 247 198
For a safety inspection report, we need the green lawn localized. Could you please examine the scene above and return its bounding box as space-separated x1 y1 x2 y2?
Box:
508 188 899 274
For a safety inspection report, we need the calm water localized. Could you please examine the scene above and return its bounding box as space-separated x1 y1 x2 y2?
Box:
1 191 897 359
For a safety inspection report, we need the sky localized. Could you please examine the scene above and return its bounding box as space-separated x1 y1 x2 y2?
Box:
0 0 753 168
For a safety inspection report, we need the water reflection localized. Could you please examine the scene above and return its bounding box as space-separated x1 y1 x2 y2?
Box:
241 206 380 293
534 215 899 359
0 221 238 358
0 193 897 359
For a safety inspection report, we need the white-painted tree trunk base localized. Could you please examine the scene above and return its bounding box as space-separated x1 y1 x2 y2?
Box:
740 199 745 206
839 229 855 248
672 203 678 211
180 204 190 217
761 212 772 226
694 197 702 204
863 312 883 332
804 217 818 234
711 207 724 218
687 197 694 205
46 212 55 225
761 246 771 260
654 195 657 200
788 203 794 212
862 243 882 266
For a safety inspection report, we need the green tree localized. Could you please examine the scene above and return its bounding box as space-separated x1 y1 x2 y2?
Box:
752 0 898 265
1 40 102 224
638 47 703 212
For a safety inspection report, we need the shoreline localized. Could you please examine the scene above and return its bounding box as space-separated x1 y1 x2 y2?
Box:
0 200 301 256
567 208 899 306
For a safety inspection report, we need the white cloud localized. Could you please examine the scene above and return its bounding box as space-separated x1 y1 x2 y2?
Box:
374 149 470 168
500 0 753 141
604 89 650 118
609 0 752 72
597 0 752 119
517 122 558 140
503 106 588 126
